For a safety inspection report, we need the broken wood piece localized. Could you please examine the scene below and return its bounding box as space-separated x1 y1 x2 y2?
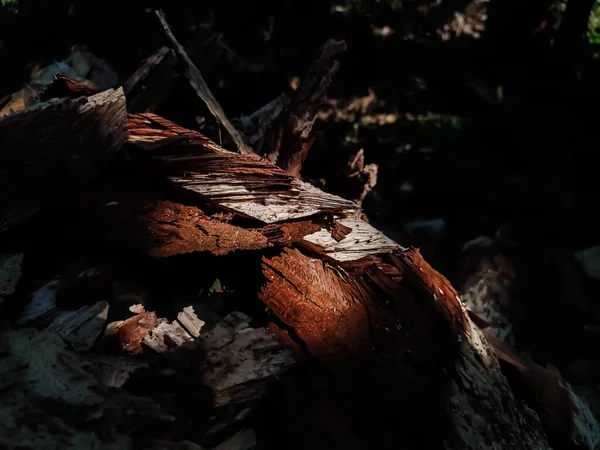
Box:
262 39 347 176
155 10 253 155
124 46 177 113
143 318 194 353
177 306 205 338
302 218 403 261
0 87 128 233
259 247 551 448
127 113 358 223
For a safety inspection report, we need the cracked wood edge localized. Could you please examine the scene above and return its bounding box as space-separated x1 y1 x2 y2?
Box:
127 113 360 224
259 247 551 449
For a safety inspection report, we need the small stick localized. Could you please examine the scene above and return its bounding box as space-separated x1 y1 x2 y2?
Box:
155 10 253 155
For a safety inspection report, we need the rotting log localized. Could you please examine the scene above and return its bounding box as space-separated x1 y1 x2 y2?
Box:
121 115 598 447
4 108 598 448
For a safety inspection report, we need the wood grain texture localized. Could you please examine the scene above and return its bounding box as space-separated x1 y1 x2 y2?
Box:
127 113 358 224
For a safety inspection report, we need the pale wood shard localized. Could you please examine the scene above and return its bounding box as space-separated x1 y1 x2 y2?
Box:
302 218 404 261
143 318 194 353
155 11 253 155
0 87 128 232
177 306 205 338
127 113 358 224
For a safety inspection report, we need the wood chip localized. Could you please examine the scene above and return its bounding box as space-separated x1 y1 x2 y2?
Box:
303 219 403 261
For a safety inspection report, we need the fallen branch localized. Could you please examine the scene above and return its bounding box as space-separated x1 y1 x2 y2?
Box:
155 10 253 155
124 46 177 113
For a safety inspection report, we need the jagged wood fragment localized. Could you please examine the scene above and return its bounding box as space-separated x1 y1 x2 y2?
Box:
177 306 205 338
127 113 358 223
143 318 194 353
259 247 551 449
155 10 252 155
302 219 403 261
0 87 127 232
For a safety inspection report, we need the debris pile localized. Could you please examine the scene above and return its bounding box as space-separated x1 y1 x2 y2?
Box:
2 9 600 450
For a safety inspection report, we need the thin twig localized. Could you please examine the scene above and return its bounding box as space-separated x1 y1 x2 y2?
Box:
155 10 253 155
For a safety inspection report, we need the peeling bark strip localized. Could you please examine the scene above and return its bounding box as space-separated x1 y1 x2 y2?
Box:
0 88 128 232
71 180 321 257
127 113 358 223
259 247 550 449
